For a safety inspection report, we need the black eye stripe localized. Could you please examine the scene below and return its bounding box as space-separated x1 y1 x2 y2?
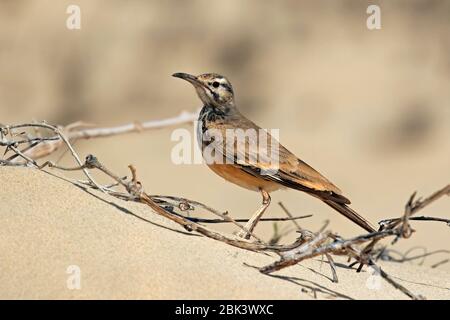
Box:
221 83 233 93
207 80 233 95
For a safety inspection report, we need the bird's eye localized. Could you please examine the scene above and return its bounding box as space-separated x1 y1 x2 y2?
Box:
212 81 220 88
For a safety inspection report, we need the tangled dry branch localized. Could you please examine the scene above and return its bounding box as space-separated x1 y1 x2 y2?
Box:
1 119 449 300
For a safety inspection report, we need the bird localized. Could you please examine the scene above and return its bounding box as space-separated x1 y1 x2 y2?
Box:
172 72 376 239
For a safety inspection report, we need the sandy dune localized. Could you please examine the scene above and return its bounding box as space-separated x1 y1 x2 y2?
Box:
0 167 448 300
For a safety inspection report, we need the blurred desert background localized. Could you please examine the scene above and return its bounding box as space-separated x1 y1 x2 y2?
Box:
0 0 449 296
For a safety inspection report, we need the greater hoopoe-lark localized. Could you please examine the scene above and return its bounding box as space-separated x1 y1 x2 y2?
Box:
173 72 376 239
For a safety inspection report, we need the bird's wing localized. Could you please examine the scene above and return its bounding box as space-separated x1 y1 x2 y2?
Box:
206 114 350 204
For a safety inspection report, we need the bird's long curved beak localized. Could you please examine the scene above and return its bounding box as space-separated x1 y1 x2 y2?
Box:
172 72 202 87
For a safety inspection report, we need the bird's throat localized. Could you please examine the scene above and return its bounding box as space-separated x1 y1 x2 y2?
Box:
199 104 233 122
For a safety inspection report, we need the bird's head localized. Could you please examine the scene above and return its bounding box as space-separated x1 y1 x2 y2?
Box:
172 72 235 109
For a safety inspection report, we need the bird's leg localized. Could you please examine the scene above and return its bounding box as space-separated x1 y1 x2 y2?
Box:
237 189 271 239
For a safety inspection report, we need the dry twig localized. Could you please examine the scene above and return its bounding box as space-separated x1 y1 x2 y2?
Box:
1 118 448 300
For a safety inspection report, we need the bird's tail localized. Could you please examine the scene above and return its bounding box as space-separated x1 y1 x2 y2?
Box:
323 200 376 233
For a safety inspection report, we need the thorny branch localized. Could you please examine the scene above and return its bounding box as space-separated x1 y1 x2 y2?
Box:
1 119 449 300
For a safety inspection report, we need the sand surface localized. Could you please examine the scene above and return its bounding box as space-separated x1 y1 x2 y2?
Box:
0 167 448 300
1 0 449 291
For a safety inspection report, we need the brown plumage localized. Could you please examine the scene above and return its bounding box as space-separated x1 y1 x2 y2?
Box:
173 72 376 237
